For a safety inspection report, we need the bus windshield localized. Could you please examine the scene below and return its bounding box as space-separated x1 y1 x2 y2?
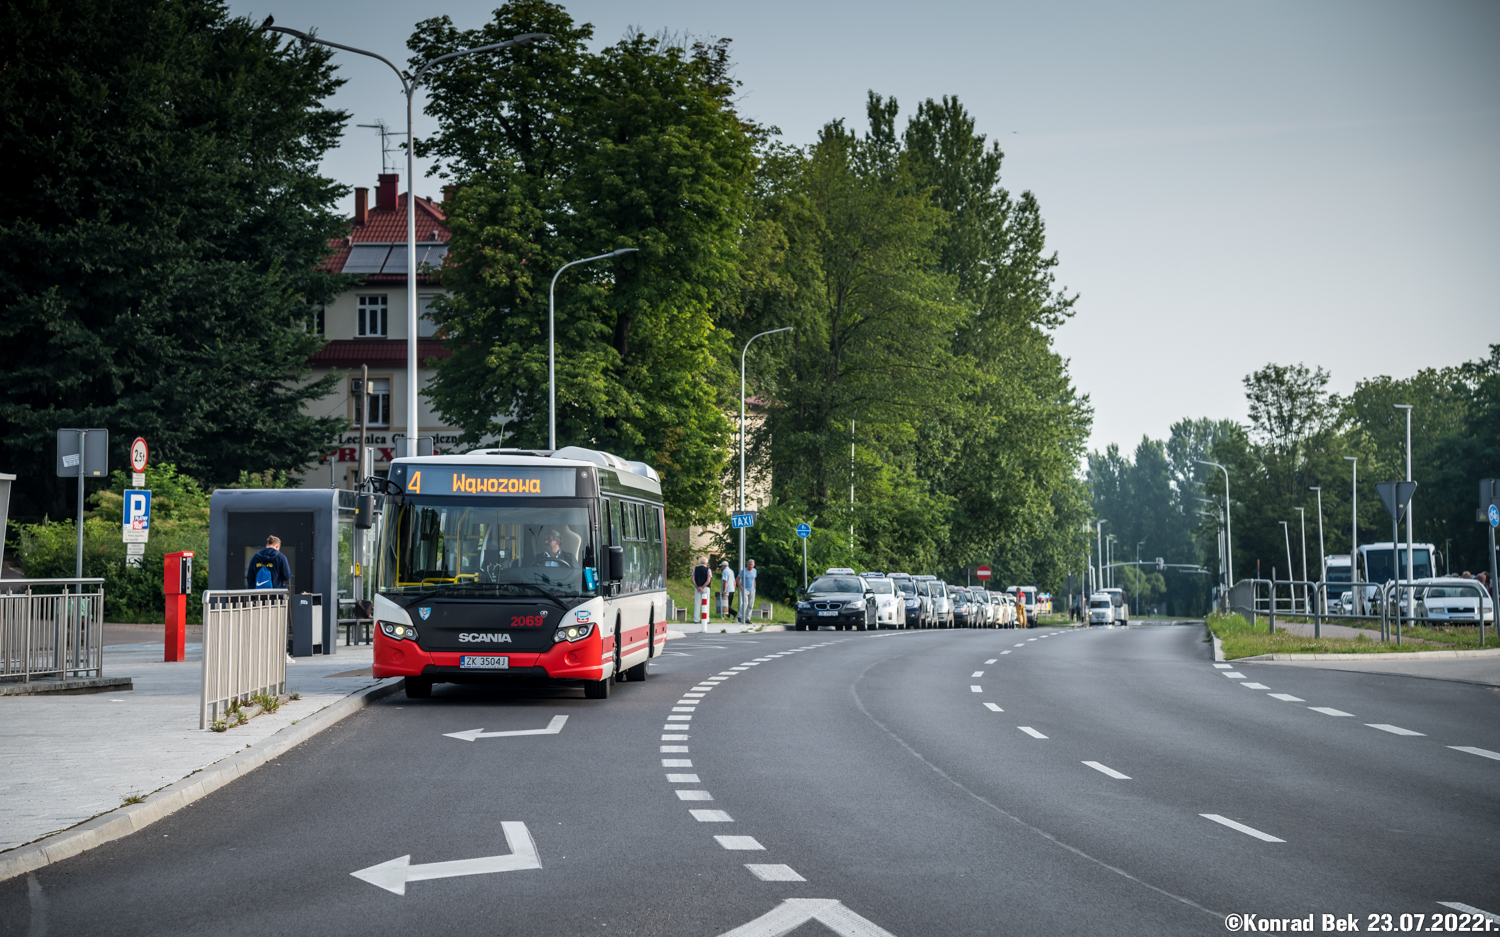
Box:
1362 548 1432 584
378 498 596 599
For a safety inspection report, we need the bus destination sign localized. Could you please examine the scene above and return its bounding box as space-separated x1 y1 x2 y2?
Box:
393 464 577 498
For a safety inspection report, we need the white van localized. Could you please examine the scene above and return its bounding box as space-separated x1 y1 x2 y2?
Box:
1005 585 1038 627
1087 592 1114 626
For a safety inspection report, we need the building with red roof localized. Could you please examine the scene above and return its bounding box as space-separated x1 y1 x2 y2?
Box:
300 173 480 488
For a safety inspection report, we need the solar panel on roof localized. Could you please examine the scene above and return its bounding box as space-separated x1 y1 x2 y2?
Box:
342 244 392 274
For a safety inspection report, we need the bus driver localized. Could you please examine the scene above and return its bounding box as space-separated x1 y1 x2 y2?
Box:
529 527 575 568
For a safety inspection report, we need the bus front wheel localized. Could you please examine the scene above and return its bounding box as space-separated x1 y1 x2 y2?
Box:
404 677 432 699
584 677 611 699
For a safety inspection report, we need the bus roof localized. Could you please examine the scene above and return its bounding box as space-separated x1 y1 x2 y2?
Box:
391 446 662 497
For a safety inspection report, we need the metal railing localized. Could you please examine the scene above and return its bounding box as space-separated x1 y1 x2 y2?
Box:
0 578 104 684
1380 580 1491 648
200 590 288 729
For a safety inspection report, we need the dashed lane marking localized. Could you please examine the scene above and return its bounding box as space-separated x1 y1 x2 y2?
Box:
1001 650 1011 654
676 790 713 801
715 835 765 850
1267 694 1304 702
1014 643 1025 647
983 703 1003 712
666 774 700 783
1223 672 1246 679
1213 664 1232 669
970 685 983 693
1366 724 1424 736
985 659 998 664
662 745 690 753
672 707 697 712
1241 683 1270 690
1449 746 1500 761
1436 903 1500 923
1309 707 1354 717
1018 727 1048 739
662 734 689 741
662 759 692 767
1083 761 1131 779
972 671 985 677
745 864 806 882
667 715 693 721
692 810 733 822
1200 814 1284 842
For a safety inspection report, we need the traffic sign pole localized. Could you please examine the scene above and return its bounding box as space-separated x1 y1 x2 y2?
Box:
796 523 811 590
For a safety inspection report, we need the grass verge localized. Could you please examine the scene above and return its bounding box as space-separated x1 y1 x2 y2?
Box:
1204 611 1492 659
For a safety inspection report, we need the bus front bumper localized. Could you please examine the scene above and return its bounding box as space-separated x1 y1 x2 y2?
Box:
373 630 609 682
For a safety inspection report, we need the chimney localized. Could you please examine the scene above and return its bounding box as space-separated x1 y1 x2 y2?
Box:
442 184 456 204
353 187 369 226
376 173 398 213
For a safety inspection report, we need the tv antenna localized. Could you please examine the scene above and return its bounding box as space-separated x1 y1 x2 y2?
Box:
356 120 409 175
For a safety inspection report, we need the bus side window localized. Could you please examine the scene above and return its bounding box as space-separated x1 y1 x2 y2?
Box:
650 506 663 589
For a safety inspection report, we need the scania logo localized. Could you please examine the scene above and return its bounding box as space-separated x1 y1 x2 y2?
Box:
418 607 432 620
458 633 514 643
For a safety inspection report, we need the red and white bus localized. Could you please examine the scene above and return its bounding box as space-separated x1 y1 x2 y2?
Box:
371 446 668 699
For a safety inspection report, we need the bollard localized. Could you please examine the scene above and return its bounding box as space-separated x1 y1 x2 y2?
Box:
700 588 709 634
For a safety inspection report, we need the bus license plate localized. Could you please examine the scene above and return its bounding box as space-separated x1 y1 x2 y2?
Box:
818 610 838 617
460 656 509 669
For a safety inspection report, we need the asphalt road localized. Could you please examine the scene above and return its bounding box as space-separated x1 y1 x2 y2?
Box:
3 623 1498 937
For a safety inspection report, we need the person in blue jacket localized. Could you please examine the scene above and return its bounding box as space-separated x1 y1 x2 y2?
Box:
246 536 291 589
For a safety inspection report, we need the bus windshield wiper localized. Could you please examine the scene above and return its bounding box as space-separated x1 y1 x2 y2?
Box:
494 582 569 610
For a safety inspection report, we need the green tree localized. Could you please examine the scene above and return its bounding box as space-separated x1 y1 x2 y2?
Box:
0 0 352 519
410 2 754 526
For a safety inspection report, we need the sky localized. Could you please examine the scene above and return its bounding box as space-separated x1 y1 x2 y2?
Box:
230 0 1500 455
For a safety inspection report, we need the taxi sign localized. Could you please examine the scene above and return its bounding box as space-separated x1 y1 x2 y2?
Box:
730 512 755 529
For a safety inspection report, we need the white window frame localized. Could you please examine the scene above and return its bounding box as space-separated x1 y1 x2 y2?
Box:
358 295 388 337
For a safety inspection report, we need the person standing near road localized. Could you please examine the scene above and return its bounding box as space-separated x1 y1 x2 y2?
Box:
692 556 712 629
246 535 291 590
740 559 758 623
719 560 736 619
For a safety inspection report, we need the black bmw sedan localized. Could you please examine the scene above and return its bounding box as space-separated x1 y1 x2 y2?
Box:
794 574 877 631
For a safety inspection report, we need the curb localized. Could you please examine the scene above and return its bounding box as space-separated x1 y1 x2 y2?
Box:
0 676 134 697
1211 630 1225 662
0 677 402 883
1236 647 1500 662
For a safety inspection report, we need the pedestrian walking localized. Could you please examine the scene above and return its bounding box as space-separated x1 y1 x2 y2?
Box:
693 556 712 632
740 559 758 623
719 560 736 619
246 535 291 590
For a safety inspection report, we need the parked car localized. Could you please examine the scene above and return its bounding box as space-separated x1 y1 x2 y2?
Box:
974 589 997 628
1087 592 1114 626
1416 579 1494 624
794 573 877 631
999 593 1018 628
861 572 907 629
918 576 953 627
887 572 928 628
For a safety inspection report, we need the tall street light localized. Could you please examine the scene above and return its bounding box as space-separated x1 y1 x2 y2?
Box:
1279 521 1294 617
1096 519 1107 596
1136 540 1145 617
1196 460 1233 585
738 327 793 619
1394 403 1414 598
1345 456 1359 613
1309 486 1325 596
1107 534 1117 588
548 249 638 449
261 19 550 458
1294 506 1308 613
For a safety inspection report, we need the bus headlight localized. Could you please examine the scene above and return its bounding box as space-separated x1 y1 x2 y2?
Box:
379 620 418 642
554 622 594 643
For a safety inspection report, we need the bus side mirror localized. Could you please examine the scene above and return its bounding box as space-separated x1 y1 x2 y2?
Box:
608 545 624 582
355 494 374 530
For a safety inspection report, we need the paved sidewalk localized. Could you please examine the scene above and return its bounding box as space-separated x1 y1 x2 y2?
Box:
1253 654 1500 687
0 638 384 854
1272 619 1432 643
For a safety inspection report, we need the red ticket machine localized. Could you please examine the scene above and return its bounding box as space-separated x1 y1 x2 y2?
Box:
164 551 194 662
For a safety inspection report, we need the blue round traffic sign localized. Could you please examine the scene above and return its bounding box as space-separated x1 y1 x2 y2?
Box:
1490 504 1499 528
796 523 811 538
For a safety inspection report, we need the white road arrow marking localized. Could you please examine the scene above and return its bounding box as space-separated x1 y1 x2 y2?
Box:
351 821 541 895
444 715 568 742
717 898 899 937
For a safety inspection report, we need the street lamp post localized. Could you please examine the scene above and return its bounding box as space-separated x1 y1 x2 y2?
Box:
260 19 550 458
1295 506 1308 614
1096 520 1107 597
1196 460 1233 585
1280 521 1294 617
1395 403 1414 613
738 327 792 621
1136 541 1145 617
1309 486 1325 608
1107 535 1116 588
1345 456 1359 614
548 249 638 449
